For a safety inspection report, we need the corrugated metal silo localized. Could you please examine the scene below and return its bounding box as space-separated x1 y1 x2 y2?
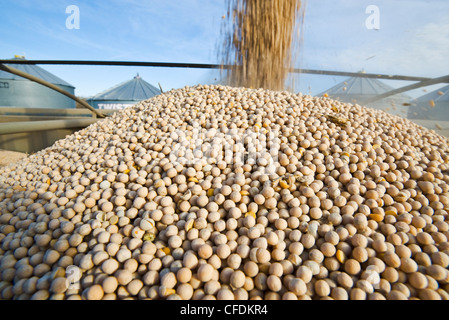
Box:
0 56 76 109
319 76 412 118
87 74 160 110
407 85 449 121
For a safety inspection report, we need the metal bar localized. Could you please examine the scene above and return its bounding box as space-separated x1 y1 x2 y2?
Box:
0 59 226 69
0 107 94 117
0 119 99 135
0 115 87 122
361 75 449 104
0 63 106 118
0 107 116 117
0 59 436 82
294 69 432 82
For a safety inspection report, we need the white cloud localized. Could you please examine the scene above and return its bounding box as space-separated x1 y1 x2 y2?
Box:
297 1 449 96
327 19 449 77
302 0 449 77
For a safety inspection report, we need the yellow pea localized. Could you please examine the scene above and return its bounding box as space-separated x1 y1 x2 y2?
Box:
245 211 256 218
369 214 384 222
185 220 194 232
279 180 290 189
336 250 346 264
385 210 397 217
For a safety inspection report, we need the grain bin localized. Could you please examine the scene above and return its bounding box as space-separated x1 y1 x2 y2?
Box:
0 56 75 109
320 76 411 118
407 85 449 121
87 74 160 110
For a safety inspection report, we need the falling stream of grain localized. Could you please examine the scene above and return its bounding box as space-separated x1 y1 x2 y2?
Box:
219 0 305 91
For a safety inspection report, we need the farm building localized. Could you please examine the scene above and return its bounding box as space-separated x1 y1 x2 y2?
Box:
319 76 412 118
87 74 160 110
407 85 449 121
0 56 75 109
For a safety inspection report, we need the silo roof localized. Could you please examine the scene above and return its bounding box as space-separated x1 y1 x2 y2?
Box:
320 76 411 100
90 74 160 101
0 57 74 87
416 85 449 103
319 75 412 118
407 85 449 120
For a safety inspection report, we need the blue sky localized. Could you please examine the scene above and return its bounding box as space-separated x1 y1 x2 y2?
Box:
1 0 448 98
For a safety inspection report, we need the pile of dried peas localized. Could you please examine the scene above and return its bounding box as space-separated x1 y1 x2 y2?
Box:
0 85 448 300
